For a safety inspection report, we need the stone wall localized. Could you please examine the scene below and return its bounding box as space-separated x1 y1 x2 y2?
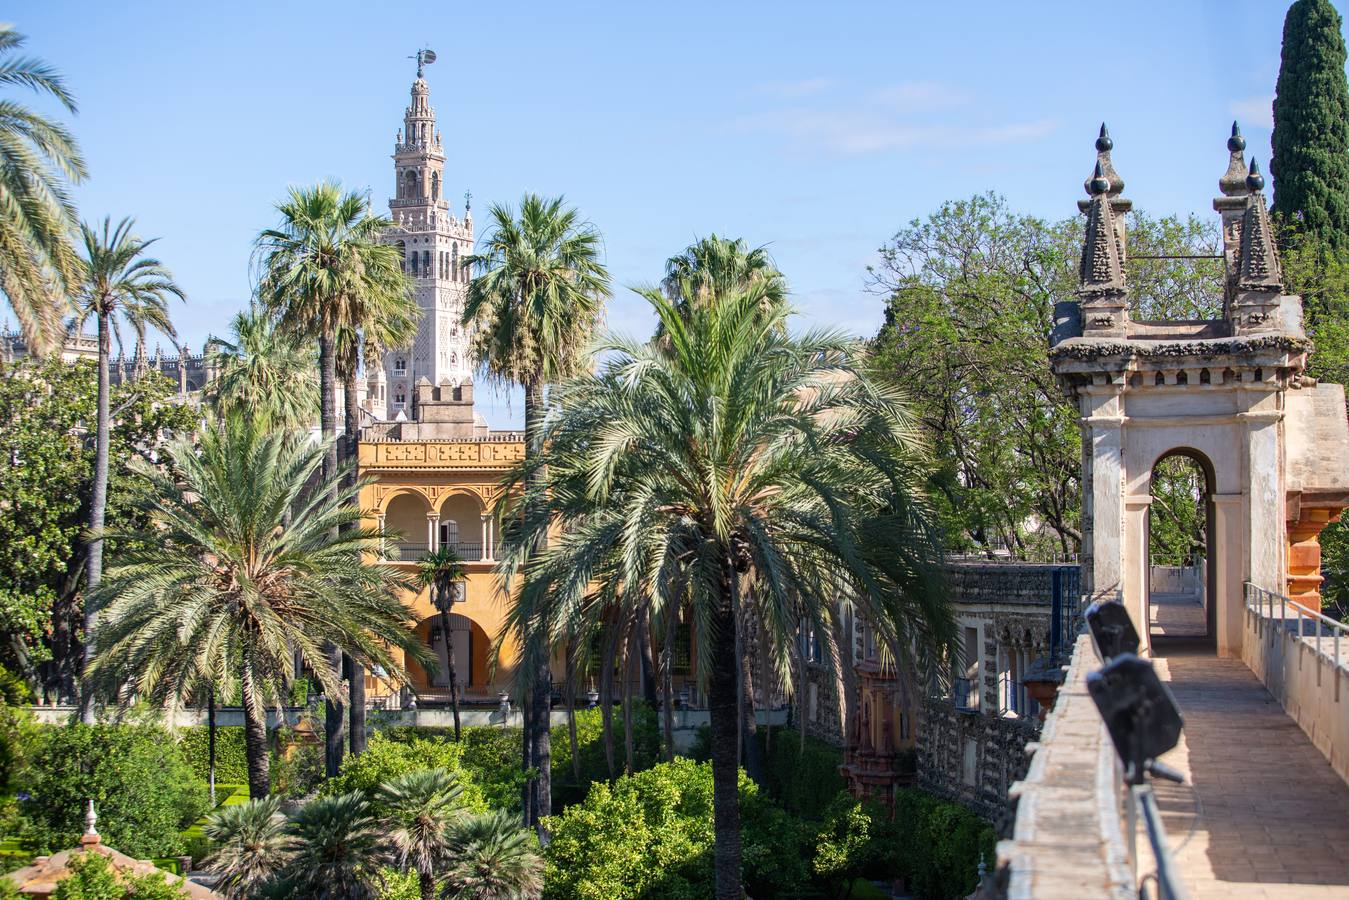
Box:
917 697 1038 828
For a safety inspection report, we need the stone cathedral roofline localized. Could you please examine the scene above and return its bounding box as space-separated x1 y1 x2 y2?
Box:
1050 123 1308 369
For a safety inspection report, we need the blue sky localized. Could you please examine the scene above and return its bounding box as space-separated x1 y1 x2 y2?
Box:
13 1 1330 426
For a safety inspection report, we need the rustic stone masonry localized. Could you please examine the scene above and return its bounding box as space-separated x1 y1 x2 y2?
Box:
917 697 1039 828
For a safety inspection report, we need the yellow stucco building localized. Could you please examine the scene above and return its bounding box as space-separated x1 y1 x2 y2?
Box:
357 379 527 706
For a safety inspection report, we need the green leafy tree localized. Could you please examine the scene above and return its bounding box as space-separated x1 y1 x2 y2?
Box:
0 25 86 356
461 193 610 829
1272 0 1349 250
256 181 410 774
86 419 425 799
415 547 467 740
0 360 194 699
70 216 184 723
500 279 952 898
206 304 319 431
202 797 292 900
25 724 207 858
321 734 487 813
377 769 466 900
440 809 542 900
869 194 1224 559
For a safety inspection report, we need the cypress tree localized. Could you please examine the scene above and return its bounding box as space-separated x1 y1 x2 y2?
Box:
1271 0 1349 248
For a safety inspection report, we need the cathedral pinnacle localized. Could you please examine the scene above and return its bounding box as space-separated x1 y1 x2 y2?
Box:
1219 122 1250 197
1083 122 1125 197
1237 159 1282 293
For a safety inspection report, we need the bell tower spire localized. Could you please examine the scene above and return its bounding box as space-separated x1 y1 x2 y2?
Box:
380 51 475 419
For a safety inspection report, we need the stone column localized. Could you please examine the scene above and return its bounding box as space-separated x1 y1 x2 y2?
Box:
1211 493 1244 657
1124 495 1152 653
1082 377 1126 602
480 515 492 561
1241 396 1284 594
376 514 386 560
427 514 439 552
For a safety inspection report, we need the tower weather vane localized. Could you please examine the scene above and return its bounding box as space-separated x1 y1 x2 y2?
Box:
410 47 436 78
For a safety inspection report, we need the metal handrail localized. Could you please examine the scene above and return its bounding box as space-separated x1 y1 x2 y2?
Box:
1244 582 1345 672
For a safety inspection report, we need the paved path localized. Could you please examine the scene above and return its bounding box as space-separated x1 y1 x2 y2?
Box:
1150 591 1207 637
1146 646 1349 898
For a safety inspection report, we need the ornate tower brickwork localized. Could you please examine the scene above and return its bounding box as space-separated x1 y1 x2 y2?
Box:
379 58 473 419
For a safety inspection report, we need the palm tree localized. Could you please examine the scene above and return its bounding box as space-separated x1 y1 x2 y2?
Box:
0 25 86 356
415 547 468 739
378 769 466 900
661 234 786 316
497 279 953 898
256 181 410 776
461 193 610 828
203 797 293 899
86 418 427 799
279 791 388 900
334 256 416 758
206 303 319 430
441 810 543 900
71 216 182 722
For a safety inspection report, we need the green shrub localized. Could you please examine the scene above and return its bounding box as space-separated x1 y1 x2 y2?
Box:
889 788 996 899
320 733 487 811
50 852 186 899
542 757 810 900
176 727 249 785
25 724 208 858
759 727 845 820
376 704 661 813
269 729 323 800
377 868 420 900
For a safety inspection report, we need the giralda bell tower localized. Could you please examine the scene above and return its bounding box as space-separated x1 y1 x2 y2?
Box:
381 49 473 418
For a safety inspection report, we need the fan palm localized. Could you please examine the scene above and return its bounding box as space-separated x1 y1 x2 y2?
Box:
378 769 467 900
70 216 183 722
85 418 426 799
441 810 543 900
279 791 388 900
255 181 410 775
206 304 319 431
203 797 293 899
415 546 468 739
498 280 953 898
0 25 86 356
461 193 610 828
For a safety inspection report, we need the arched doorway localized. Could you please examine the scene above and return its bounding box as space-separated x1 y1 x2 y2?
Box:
1147 450 1216 647
409 614 493 701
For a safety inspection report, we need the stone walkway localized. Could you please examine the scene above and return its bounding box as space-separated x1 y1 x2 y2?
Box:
1145 645 1349 898
1150 591 1208 637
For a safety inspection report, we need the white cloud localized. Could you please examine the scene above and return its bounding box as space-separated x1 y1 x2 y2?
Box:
1231 94 1274 127
868 81 972 113
734 109 1058 156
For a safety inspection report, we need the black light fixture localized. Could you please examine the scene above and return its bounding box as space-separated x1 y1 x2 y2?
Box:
1085 599 1141 662
1086 653 1185 784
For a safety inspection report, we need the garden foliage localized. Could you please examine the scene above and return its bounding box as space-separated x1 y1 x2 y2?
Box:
24 724 207 858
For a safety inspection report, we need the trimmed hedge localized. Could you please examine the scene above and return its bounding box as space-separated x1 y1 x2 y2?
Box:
760 727 846 821
176 727 249 786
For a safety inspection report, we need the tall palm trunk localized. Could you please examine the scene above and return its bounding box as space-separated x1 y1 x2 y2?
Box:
436 585 462 740
622 631 635 775
208 687 217 806
709 564 743 900
565 639 580 781
318 331 345 777
638 609 657 707
662 606 676 763
343 370 366 756
241 664 271 800
523 377 551 828
81 308 112 724
419 872 435 900
739 605 764 786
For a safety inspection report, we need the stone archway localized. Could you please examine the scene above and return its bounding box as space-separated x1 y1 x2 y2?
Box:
1144 449 1217 644
1048 127 1330 659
